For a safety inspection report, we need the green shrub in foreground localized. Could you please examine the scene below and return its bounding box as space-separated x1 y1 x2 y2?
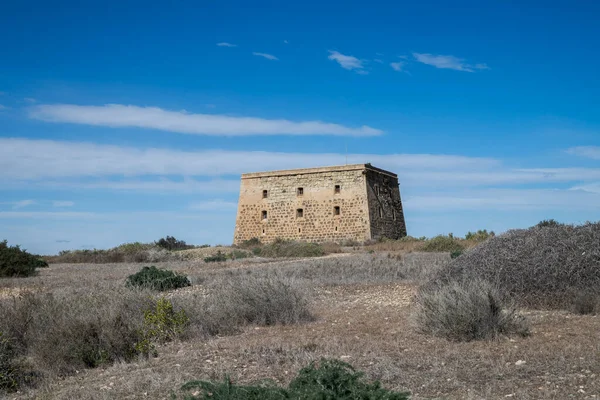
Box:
136 297 189 356
126 266 190 291
0 240 48 278
180 358 410 399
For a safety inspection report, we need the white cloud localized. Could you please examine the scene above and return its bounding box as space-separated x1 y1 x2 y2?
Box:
390 61 405 71
373 59 384 64
328 51 366 73
252 52 278 60
12 200 35 209
570 182 600 194
412 53 489 72
283 40 289 44
566 146 600 160
29 104 382 137
24 97 37 103
216 42 237 47
53 201 75 207
0 211 95 219
404 189 600 211
0 138 497 180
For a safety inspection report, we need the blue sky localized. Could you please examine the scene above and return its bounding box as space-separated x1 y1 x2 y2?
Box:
1 0 599 254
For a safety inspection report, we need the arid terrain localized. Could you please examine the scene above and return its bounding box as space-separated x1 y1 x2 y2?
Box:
2 248 599 400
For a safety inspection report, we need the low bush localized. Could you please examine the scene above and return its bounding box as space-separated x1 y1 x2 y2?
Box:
573 291 599 315
0 240 48 278
155 236 194 251
252 239 326 258
45 244 177 264
204 251 228 263
418 235 465 253
413 279 529 342
136 297 189 355
427 221 600 309
0 288 153 377
126 266 191 291
0 332 23 392
464 229 495 241
180 358 410 399
205 276 313 328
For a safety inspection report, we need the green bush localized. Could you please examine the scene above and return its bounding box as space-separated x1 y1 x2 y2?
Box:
464 229 495 241
180 358 410 399
413 279 530 342
253 239 325 258
0 332 21 392
450 250 463 259
0 240 48 278
418 235 464 253
204 251 228 263
136 297 189 355
155 236 194 251
536 219 562 228
126 266 191 291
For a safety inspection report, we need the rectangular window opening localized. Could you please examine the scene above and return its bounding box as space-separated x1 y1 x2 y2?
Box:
262 190 268 198
379 207 383 218
261 210 267 220
334 206 340 216
334 185 341 194
297 187 304 196
298 227 301 233
335 226 338 232
393 209 396 221
262 228 266 235
296 208 304 218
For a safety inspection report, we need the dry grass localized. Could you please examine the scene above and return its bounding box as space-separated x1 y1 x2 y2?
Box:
3 247 600 399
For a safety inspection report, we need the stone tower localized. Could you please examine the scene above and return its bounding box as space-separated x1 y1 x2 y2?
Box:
233 164 407 244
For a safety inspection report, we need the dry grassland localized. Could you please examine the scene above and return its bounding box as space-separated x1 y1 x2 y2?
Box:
2 252 600 400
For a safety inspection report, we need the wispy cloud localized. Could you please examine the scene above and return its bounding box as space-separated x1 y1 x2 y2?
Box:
328 51 366 73
29 104 382 137
404 188 600 211
413 53 489 72
373 59 384 64
53 201 75 207
56 239 71 243
283 40 289 44
390 61 405 72
216 42 236 47
12 200 35 209
24 97 37 103
570 182 600 194
566 146 600 160
0 138 497 180
252 52 278 60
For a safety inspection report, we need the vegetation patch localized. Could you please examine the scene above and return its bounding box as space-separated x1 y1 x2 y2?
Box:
179 358 410 399
417 235 465 253
413 279 529 341
426 221 600 309
0 240 48 278
155 236 195 251
126 266 191 291
136 297 189 355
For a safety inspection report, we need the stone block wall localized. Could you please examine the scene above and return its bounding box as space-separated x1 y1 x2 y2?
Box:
365 167 408 240
233 164 407 244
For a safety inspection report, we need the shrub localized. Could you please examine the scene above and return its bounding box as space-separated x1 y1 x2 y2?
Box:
573 291 598 315
204 251 228 263
0 332 21 392
237 237 262 249
450 250 463 259
155 236 194 251
0 240 48 277
45 245 176 264
126 266 191 291
205 276 313 327
464 229 495 241
136 297 189 355
0 288 153 376
413 279 529 341
179 358 410 399
418 235 464 253
253 239 325 258
427 221 600 309
536 219 562 228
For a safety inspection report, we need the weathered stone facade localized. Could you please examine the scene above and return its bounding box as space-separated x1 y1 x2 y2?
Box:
233 164 407 244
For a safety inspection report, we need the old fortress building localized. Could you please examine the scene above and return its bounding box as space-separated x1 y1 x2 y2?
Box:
233 164 407 244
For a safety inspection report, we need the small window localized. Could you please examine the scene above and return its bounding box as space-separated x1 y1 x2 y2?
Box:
334 185 341 194
379 207 383 218
262 228 266 235
333 206 340 216
375 185 380 196
262 190 268 198
261 210 267 220
298 228 301 233
296 208 304 218
335 226 338 231
393 209 396 221
297 187 304 196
